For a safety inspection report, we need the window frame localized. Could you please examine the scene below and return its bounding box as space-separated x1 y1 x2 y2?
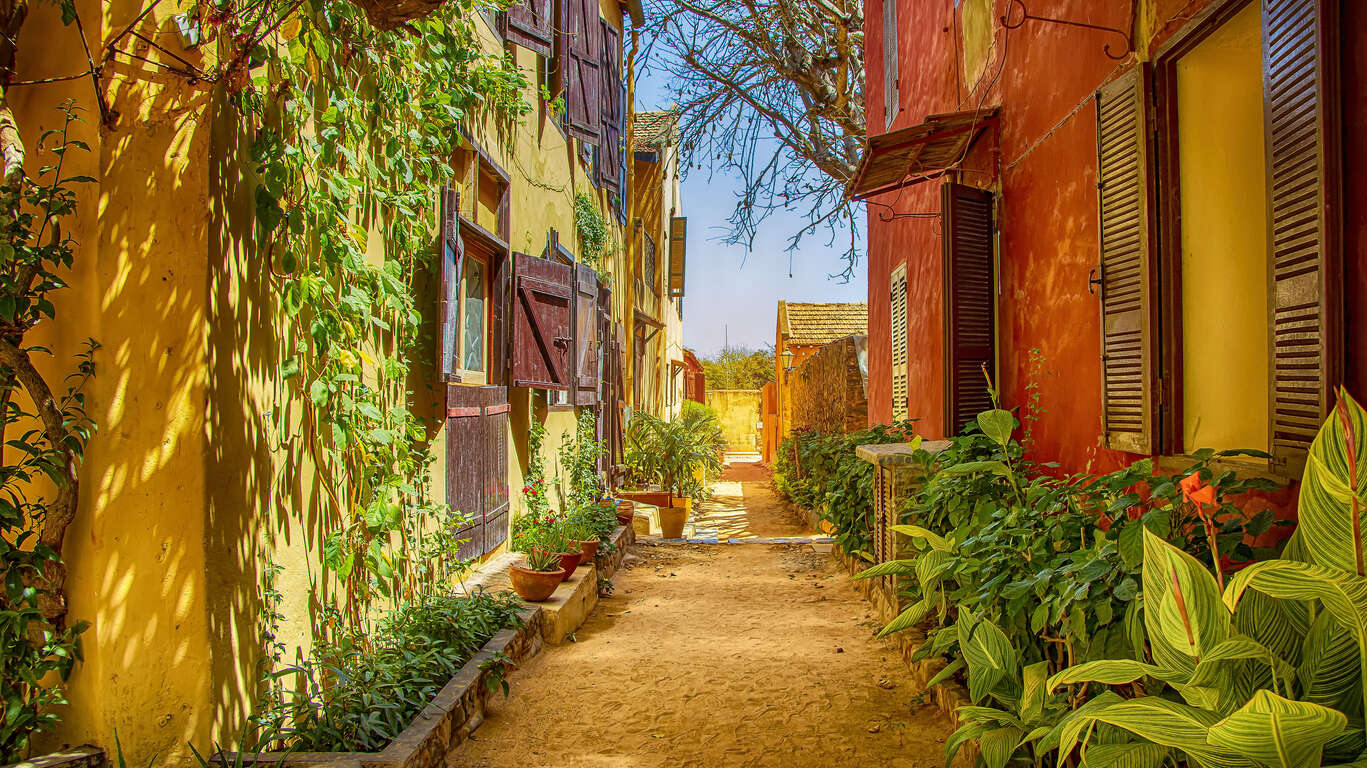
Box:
456 241 491 385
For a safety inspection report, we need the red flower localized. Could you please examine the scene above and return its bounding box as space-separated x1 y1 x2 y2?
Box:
1179 474 1217 510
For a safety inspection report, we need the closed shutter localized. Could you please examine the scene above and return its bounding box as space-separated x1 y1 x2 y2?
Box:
890 264 908 421
667 217 686 297
482 386 511 552
447 385 486 559
439 188 463 382
1095 67 1158 454
1263 0 1342 473
598 21 623 192
561 0 602 142
506 0 553 56
882 0 898 129
511 252 574 389
573 262 601 402
942 182 996 436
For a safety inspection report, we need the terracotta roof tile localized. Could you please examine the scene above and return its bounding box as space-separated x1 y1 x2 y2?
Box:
632 109 679 150
782 302 868 346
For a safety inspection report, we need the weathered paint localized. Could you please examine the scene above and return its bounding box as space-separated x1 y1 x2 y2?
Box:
865 0 1366 489
705 390 761 452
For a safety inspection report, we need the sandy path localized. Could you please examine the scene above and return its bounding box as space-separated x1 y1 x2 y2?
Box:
457 473 952 768
689 461 813 540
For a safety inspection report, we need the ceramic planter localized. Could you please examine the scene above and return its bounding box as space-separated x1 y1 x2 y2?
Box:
555 550 581 580
615 499 635 525
617 489 673 507
509 564 565 602
658 505 687 538
578 538 600 561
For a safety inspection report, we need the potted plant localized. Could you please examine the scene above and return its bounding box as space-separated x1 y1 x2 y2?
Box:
543 521 580 581
509 546 565 602
567 515 600 560
624 406 724 538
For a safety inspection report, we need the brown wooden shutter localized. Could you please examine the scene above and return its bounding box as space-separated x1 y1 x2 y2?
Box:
488 250 511 386
882 0 898 129
439 188 463 382
572 262 601 402
511 252 574 389
1263 0 1342 473
561 0 601 142
598 20 623 192
667 216 686 297
941 182 996 436
482 386 511 552
609 323 626 484
890 264 908 421
446 385 485 559
1095 67 1158 454
507 0 553 56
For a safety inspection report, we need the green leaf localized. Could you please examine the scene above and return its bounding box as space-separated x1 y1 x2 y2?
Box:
1119 521 1145 570
978 726 1023 768
1057 697 1254 768
959 615 1019 704
877 597 933 637
1298 390 1367 575
977 409 1015 448
1020 660 1048 724
889 524 952 551
1143 527 1230 675
1081 743 1171 768
1048 659 1172 692
851 558 917 580
1206 690 1346 768
924 657 964 692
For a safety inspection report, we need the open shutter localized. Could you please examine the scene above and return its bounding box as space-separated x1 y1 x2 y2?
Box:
489 250 511 386
439 188 463 382
512 252 574 389
1263 0 1342 473
506 0 553 56
573 262 600 402
561 0 601 142
890 264 908 421
882 0 898 129
446 385 485 559
609 323 626 484
598 20 623 192
1096 67 1158 454
482 386 511 552
667 216 686 297
941 182 996 436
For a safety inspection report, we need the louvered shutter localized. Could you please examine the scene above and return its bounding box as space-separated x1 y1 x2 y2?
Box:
1095 67 1158 454
1263 0 1342 473
447 385 485 559
890 265 908 421
598 20 623 192
882 0 898 129
482 386 511 552
667 217 686 297
562 0 602 142
439 188 463 382
941 182 996 437
573 262 600 402
511 252 574 389
506 0 553 56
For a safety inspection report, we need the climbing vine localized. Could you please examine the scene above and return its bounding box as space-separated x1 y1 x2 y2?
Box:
217 0 529 631
572 192 611 268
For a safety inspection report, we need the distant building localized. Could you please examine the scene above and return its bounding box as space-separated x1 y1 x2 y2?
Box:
682 348 706 404
764 301 868 461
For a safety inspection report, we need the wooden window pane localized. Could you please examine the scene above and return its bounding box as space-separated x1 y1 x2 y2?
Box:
463 257 487 373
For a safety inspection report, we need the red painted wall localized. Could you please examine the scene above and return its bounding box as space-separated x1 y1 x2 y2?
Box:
866 0 1367 479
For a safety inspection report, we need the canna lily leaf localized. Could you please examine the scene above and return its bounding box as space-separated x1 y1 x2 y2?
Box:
1206 689 1346 768
1057 696 1255 768
1020 660 1049 724
1143 527 1230 674
851 558 917 580
976 409 1015 448
890 524 953 552
923 657 964 692
1048 659 1174 693
876 597 933 637
1297 610 1361 712
1038 691 1125 755
1299 389 1367 576
959 615 1019 704
1080 742 1171 768
978 726 1024 768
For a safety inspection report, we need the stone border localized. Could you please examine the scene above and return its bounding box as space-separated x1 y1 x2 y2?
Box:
1 747 105 768
223 605 544 768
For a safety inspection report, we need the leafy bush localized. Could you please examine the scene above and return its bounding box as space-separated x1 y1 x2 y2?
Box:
624 407 724 502
256 588 524 752
772 422 917 558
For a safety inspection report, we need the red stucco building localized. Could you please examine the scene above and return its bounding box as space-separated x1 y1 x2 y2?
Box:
859 0 1366 495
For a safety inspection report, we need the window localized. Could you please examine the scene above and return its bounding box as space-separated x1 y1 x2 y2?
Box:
460 253 488 381
890 263 908 421
1096 0 1342 473
941 182 995 436
882 0 898 129
644 232 658 295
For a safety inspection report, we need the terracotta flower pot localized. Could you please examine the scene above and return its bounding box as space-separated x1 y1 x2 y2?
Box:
615 500 635 526
658 505 687 539
555 550 581 580
509 564 565 602
579 538 601 560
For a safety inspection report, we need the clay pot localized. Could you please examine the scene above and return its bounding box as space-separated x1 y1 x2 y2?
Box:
615 500 635 526
658 505 687 539
579 538 601 560
509 564 564 602
555 550 581 580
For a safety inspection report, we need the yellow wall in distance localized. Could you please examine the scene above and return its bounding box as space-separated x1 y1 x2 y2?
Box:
705 390 761 453
1177 2 1268 453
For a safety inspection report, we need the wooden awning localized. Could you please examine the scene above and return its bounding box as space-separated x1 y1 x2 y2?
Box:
845 108 999 201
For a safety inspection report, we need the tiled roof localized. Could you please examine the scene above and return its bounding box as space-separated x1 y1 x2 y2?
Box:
632 109 679 150
781 302 868 346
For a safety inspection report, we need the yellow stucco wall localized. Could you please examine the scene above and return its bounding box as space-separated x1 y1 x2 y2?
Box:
13 1 671 764
1176 2 1268 453
705 391 761 452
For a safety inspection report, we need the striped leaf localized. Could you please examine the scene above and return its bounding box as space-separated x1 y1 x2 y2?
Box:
1299 390 1367 575
1224 560 1367 713
1020 660 1049 724
851 558 917 580
1080 743 1171 768
876 597 933 638
923 657 964 692
959 615 1019 704
1039 692 1125 755
1048 659 1174 692
1206 689 1346 768
1143 526 1231 674
979 726 1024 768
889 524 953 551
1297 610 1361 712
916 548 955 592
1057 697 1255 768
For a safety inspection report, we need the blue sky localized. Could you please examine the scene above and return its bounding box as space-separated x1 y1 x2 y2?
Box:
635 64 867 358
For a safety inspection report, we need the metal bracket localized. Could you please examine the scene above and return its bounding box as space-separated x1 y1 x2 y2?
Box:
1000 0 1134 61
